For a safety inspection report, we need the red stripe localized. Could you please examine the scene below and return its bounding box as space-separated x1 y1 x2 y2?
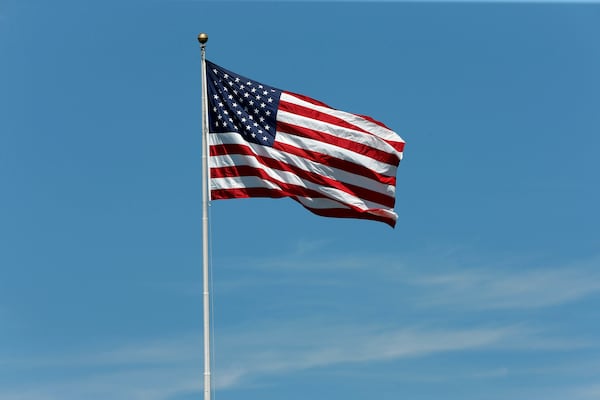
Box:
211 187 287 200
210 143 396 208
305 206 396 228
276 120 400 167
273 141 396 186
280 95 405 155
211 140 396 186
283 91 331 109
212 186 396 228
212 165 337 203
212 162 394 209
285 91 395 131
279 99 371 137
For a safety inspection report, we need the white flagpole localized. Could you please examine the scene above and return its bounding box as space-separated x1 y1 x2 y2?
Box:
198 32 211 400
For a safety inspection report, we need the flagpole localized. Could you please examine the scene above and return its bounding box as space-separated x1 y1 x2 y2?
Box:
198 32 211 400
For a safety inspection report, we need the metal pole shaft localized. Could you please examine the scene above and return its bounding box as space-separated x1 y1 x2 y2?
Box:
198 33 211 400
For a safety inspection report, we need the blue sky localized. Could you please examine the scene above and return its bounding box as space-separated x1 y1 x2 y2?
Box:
1 1 599 399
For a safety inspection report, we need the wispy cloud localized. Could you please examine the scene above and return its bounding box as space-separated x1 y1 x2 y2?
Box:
214 248 600 310
573 384 600 400
3 306 596 400
2 334 200 370
14 250 593 399
0 322 534 399
0 367 201 400
0 335 203 400
516 382 600 400
215 322 519 377
409 258 600 309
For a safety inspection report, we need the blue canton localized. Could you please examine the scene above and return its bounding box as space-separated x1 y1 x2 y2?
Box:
206 61 281 147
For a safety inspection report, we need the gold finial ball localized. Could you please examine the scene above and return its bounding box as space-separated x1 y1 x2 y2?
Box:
198 33 208 44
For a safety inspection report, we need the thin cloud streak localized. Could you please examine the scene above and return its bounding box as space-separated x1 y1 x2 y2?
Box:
411 262 600 309
574 384 600 400
215 250 600 310
5 252 597 399
211 320 576 388
2 334 202 370
0 322 534 399
0 368 201 400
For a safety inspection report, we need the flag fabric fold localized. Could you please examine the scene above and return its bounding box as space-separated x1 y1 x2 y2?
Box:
206 60 405 227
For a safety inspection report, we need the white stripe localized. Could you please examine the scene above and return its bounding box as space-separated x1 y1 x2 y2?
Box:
209 141 394 212
281 92 405 148
296 197 398 225
211 176 350 210
211 175 282 192
294 196 398 224
210 132 396 197
275 131 398 177
295 196 398 223
211 131 397 177
212 176 398 223
277 109 400 159
294 196 351 210
211 153 392 211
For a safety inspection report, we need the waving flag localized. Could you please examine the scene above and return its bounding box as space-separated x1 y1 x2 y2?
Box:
206 60 405 227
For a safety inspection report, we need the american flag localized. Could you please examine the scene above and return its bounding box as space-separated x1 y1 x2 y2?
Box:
206 60 405 227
